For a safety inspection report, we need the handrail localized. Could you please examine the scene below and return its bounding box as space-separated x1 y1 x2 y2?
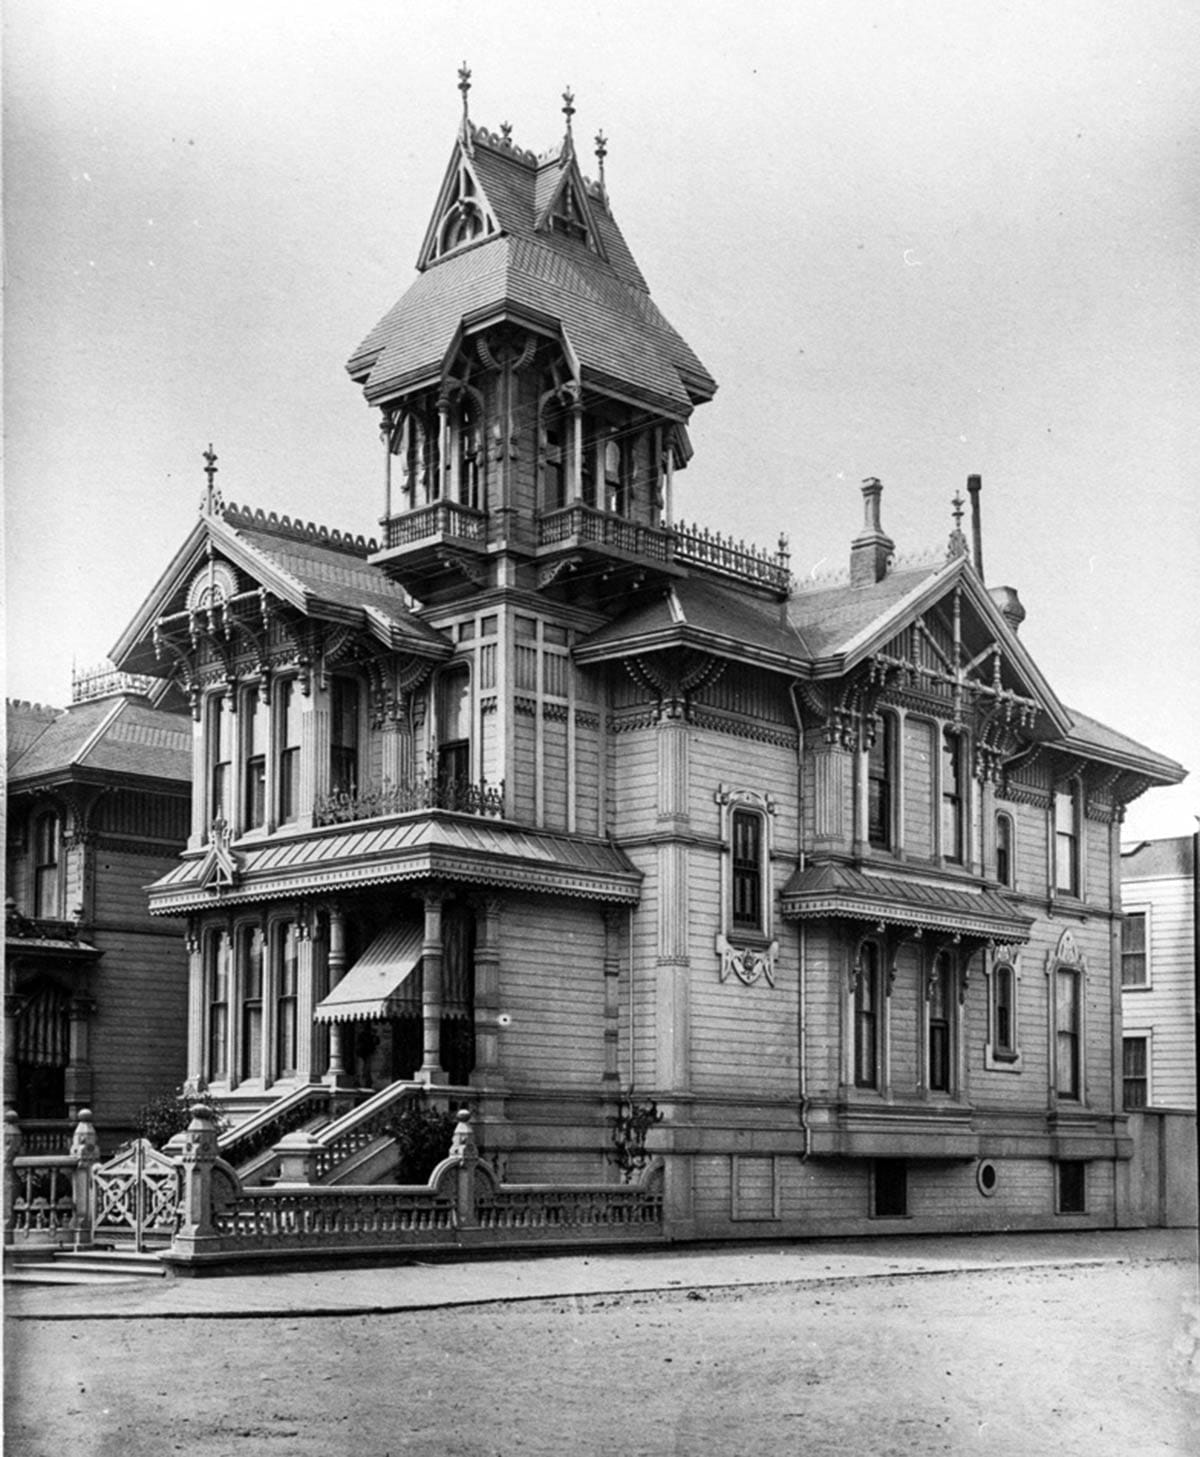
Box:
218 1084 334 1166
381 501 487 550
312 1081 430 1181
314 775 505 827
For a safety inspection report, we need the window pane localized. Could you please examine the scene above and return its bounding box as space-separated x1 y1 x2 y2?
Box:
855 943 878 1088
1121 913 1147 987
731 810 763 929
996 815 1012 886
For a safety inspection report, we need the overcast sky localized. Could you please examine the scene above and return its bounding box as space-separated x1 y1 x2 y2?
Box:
5 0 1198 839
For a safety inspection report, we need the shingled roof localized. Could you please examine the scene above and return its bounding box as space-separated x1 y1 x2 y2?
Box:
347 123 715 416
7 694 191 787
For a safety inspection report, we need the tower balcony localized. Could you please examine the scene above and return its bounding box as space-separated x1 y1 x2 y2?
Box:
536 504 791 598
370 501 490 597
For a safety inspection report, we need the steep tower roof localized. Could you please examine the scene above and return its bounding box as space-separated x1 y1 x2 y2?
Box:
347 103 715 418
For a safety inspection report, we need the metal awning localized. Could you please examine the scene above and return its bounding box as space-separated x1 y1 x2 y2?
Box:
779 862 1032 943
313 923 423 1024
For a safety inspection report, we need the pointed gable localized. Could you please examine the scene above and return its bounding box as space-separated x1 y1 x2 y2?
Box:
416 144 501 270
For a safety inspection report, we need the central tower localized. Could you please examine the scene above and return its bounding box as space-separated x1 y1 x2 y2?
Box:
346 75 717 609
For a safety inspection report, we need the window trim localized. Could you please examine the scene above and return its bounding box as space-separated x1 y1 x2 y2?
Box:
871 1158 909 1218
1046 928 1088 1106
205 927 232 1084
984 947 1023 1071
241 686 268 833
1052 778 1083 900
924 947 960 1096
995 810 1015 889
1056 1161 1087 1215
275 676 302 827
852 937 884 1090
866 711 894 851
329 675 362 797
237 923 265 1085
714 785 778 985
32 809 62 920
1120 905 1151 990
1121 1029 1151 1110
939 727 966 865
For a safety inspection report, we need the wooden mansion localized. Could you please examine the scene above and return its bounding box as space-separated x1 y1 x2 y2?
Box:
107 80 1184 1239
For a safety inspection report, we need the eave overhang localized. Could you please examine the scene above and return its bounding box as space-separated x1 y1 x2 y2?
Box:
146 814 643 915
573 620 806 675
780 863 1033 944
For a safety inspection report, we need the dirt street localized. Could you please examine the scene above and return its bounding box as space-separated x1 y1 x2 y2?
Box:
6 1258 1198 1456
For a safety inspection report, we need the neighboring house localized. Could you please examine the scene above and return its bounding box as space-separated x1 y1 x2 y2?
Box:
1119 836 1196 1112
5 668 192 1151
106 88 1185 1237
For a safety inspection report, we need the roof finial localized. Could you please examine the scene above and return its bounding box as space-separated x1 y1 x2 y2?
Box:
594 130 608 198
202 444 219 516
561 86 576 161
458 62 474 154
947 490 970 560
500 120 513 143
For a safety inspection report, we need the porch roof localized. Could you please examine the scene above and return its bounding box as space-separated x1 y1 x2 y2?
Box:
313 924 423 1024
147 813 642 913
779 862 1032 943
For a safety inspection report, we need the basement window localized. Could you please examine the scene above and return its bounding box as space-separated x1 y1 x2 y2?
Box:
873 1158 908 1218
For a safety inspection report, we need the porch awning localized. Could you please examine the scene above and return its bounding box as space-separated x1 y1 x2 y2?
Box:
779 862 1032 943
313 923 423 1024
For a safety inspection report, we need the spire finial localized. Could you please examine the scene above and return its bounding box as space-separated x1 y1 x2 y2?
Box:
458 62 472 119
947 490 970 560
594 130 608 194
202 444 219 516
562 86 576 134
500 120 512 143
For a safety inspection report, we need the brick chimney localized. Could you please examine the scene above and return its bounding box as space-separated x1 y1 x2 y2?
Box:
850 477 894 587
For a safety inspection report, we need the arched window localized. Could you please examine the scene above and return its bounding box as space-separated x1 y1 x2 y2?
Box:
854 941 881 1089
928 951 954 1092
239 925 265 1082
436 664 472 796
274 922 300 1079
33 811 61 919
604 437 627 516
207 930 232 1081
867 715 893 850
995 812 1014 887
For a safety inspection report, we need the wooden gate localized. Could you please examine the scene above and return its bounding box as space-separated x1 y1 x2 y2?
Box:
92 1139 181 1251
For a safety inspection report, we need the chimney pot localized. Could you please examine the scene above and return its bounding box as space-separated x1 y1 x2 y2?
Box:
850 477 894 587
989 584 1025 634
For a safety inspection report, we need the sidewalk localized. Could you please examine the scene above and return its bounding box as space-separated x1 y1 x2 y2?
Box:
6 1226 1196 1322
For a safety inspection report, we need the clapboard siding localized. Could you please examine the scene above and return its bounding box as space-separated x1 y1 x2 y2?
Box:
1121 876 1196 1107
498 898 606 1089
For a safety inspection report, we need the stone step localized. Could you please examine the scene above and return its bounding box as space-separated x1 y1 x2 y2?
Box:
5 1247 167 1284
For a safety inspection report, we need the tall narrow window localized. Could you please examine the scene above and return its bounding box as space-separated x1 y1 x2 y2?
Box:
275 923 300 1078
867 716 892 849
330 679 359 795
458 401 481 510
207 931 231 1080
1055 968 1081 1099
276 679 301 824
604 437 626 516
995 813 1013 887
854 942 880 1089
1057 1162 1086 1214
941 730 964 863
541 419 566 513
243 692 267 830
208 693 234 826
1120 911 1148 988
1122 1036 1149 1109
731 810 764 931
1054 785 1079 895
32 811 60 919
992 961 1016 1057
239 926 264 1081
436 665 471 794
928 952 953 1092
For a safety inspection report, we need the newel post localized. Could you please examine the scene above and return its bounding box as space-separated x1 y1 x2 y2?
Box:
3 1110 22 1239
68 1108 100 1247
449 1107 478 1228
173 1104 221 1253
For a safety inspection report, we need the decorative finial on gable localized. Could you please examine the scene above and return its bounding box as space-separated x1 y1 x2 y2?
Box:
458 62 474 155
594 130 608 198
500 120 512 142
561 86 576 161
202 444 221 516
947 490 970 560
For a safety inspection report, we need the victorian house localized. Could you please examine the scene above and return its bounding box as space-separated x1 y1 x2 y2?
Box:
5 670 191 1151
108 82 1184 1237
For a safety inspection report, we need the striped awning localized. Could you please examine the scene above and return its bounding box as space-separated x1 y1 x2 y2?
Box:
313 923 423 1024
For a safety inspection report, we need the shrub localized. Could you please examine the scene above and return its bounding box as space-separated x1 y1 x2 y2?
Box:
134 1086 227 1149
386 1095 457 1183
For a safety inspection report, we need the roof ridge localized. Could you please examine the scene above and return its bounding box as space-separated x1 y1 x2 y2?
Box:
221 502 378 557
72 696 125 771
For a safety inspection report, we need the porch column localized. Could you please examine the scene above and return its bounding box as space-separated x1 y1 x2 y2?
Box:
472 896 504 1086
323 903 353 1090
419 889 447 1084
64 996 96 1118
571 397 584 502
184 926 206 1092
295 911 322 1083
4 993 21 1110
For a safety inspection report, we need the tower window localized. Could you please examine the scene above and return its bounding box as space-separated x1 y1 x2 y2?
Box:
730 809 764 931
436 665 472 793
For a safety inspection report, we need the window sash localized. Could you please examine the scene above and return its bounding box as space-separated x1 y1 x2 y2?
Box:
1056 969 1080 1098
1054 788 1078 894
867 719 891 849
993 964 1015 1053
730 810 764 930
1122 1037 1148 1109
854 944 879 1089
1121 913 1148 987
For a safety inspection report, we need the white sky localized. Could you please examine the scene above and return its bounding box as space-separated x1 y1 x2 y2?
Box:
5 0 1198 839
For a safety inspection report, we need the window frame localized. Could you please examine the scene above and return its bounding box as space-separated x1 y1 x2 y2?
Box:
714 785 778 985
206 927 232 1083
1053 779 1082 898
853 937 883 1090
275 676 302 826
241 687 268 832
730 807 766 934
1122 1031 1151 1110
1054 965 1082 1102
1056 1161 1087 1215
872 1158 908 1218
984 947 1023 1070
273 920 301 1081
329 676 362 797
1120 906 1151 990
32 809 62 920
866 712 894 851
995 811 1014 888
940 727 966 865
925 948 958 1096
237 923 265 1084
207 690 234 832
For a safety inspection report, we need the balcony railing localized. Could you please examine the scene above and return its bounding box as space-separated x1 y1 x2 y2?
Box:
314 775 506 827
536 505 791 593
537 503 672 561
381 500 487 551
